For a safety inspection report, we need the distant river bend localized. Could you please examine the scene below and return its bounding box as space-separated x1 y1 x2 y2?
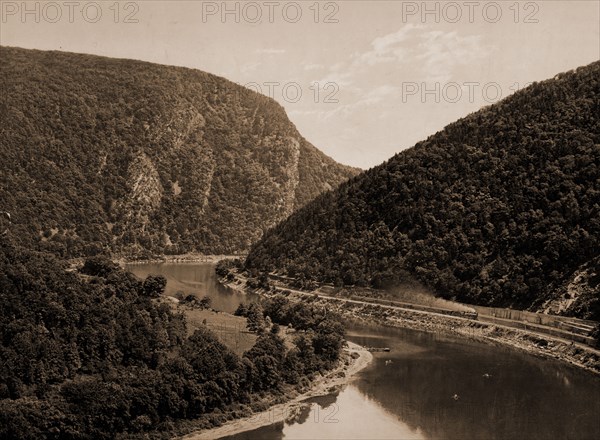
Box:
127 262 600 440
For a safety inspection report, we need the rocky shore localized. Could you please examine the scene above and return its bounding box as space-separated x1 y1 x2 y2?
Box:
302 292 600 375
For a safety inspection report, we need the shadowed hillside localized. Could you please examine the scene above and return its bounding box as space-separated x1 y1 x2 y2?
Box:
246 62 600 320
0 240 346 438
0 46 358 257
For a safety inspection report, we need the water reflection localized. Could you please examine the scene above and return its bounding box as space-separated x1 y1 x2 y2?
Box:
224 326 600 440
347 324 600 440
125 262 258 313
223 386 424 440
127 264 600 440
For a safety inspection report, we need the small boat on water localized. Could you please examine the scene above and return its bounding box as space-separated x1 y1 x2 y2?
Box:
366 347 391 352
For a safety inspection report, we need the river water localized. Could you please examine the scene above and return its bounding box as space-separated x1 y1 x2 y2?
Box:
127 263 600 440
126 262 259 313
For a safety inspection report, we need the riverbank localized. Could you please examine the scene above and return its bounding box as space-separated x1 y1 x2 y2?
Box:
119 253 242 265
219 272 600 375
346 305 600 374
66 253 243 270
179 341 372 440
318 294 600 375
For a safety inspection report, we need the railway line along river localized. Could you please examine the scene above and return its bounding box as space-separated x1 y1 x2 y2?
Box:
127 262 600 440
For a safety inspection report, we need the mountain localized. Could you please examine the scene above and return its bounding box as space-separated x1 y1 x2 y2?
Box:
0 46 358 257
246 62 600 320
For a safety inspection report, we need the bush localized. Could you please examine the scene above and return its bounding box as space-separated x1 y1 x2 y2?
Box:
199 296 212 309
80 256 119 277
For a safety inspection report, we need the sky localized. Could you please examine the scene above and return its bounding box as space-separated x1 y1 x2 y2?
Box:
1 1 599 169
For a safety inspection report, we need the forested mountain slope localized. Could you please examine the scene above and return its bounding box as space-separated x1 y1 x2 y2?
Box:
0 241 345 438
246 62 600 320
0 47 357 257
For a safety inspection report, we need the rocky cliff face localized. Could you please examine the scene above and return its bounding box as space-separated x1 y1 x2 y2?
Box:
0 46 358 256
543 257 600 320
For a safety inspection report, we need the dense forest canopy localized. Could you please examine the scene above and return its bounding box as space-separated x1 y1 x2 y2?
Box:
0 46 357 257
0 241 345 438
246 62 600 320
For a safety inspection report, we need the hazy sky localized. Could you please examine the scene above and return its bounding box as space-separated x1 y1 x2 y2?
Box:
2 1 599 168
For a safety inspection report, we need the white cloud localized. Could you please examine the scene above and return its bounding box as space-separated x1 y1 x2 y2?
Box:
288 26 489 162
346 25 486 83
314 25 423 88
416 31 486 82
314 26 488 110
356 24 423 66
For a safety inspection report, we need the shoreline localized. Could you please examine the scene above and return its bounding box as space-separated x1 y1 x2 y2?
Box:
119 254 242 265
67 254 242 269
347 311 600 374
320 297 600 375
219 273 600 375
179 341 373 440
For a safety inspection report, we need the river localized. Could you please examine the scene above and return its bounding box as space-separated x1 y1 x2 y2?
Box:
126 261 259 313
127 262 600 440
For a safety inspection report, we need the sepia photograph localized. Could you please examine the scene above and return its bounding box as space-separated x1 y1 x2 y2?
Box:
1 1 599 439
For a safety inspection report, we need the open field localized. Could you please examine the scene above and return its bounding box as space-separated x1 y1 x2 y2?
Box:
185 308 256 357
160 298 297 356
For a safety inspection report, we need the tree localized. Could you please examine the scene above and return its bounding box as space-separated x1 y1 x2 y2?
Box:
234 303 248 317
294 333 317 375
80 256 119 277
244 333 286 390
249 356 278 390
271 323 281 335
142 275 167 298
245 303 265 333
